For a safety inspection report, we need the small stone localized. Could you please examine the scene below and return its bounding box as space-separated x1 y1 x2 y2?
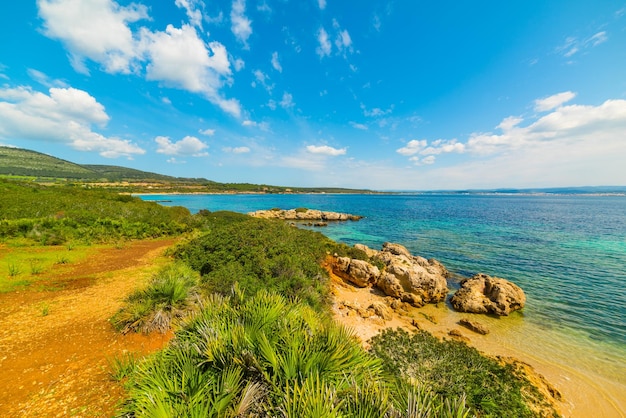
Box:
459 318 489 335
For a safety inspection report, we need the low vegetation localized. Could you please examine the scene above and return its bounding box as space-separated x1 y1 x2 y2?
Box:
369 329 557 417
0 179 197 245
1 174 556 416
111 211 556 417
172 211 346 310
111 263 201 334
117 290 472 417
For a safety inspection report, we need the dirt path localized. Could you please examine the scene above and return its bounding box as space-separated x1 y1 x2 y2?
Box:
0 239 177 417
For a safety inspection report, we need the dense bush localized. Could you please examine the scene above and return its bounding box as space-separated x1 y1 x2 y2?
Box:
172 211 339 310
369 328 557 417
117 291 472 417
0 180 198 244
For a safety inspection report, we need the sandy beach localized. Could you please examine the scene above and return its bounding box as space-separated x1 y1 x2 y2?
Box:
330 276 626 418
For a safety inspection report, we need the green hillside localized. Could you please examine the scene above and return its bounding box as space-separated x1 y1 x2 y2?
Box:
0 146 99 179
0 146 374 193
83 164 210 183
0 146 208 183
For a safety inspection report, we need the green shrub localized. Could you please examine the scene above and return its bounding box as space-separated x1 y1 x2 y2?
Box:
369 328 556 417
111 262 200 334
0 180 197 244
117 291 475 417
118 291 386 417
172 212 337 311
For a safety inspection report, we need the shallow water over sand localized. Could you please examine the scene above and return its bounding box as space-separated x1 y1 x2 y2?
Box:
416 302 626 417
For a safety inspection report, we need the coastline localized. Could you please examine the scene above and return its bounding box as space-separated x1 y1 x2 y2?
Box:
136 194 626 417
329 271 626 418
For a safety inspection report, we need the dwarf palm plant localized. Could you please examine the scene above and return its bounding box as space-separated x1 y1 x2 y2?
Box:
118 290 390 417
111 262 200 334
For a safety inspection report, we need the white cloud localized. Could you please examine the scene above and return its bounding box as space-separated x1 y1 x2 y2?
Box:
306 145 347 156
223 146 250 153
175 0 204 29
534 91 576 112
257 1 271 13
231 0 252 47
466 98 626 156
0 85 144 158
37 0 148 74
361 103 393 117
37 0 241 118
318 0 326 10
252 69 274 93
242 119 270 131
27 69 68 88
199 128 215 136
233 58 245 71
271 51 282 72
140 24 241 117
280 92 294 109
589 31 608 47
155 135 209 156
317 21 354 58
557 31 609 59
421 156 436 165
335 29 352 52
420 139 465 156
316 27 332 58
396 139 427 156
267 99 277 110
373 14 381 31
497 116 523 131
350 122 368 130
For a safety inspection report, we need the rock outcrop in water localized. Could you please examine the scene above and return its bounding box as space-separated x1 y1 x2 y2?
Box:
248 208 362 221
331 242 449 307
450 273 526 316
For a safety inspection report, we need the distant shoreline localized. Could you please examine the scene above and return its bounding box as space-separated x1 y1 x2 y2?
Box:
133 191 626 197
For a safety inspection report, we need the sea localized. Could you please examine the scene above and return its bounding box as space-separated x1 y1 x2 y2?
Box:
139 193 626 413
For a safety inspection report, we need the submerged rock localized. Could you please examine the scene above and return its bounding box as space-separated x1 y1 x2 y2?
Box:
450 273 526 316
459 318 490 335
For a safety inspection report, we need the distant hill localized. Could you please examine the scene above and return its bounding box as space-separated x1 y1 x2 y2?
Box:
0 146 208 183
0 146 374 194
0 146 99 179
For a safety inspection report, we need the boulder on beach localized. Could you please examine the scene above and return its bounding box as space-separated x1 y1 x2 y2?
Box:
332 242 449 307
372 242 449 307
450 273 526 316
332 257 380 288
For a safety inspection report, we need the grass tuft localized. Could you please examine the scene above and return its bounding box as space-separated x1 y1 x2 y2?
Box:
7 262 21 277
110 262 200 334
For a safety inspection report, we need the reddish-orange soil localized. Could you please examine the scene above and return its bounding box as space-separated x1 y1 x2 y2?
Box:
0 239 176 417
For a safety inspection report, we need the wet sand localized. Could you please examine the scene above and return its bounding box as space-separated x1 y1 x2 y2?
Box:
331 281 626 418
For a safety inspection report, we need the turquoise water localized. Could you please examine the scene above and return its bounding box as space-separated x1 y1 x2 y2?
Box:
140 193 626 353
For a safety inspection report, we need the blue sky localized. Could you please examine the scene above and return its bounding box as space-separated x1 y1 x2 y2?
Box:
1 0 625 190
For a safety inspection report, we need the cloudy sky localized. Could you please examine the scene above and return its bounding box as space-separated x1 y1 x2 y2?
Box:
1 1 625 190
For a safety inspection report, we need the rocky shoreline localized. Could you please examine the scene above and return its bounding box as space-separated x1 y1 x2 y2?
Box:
326 242 563 417
248 208 363 223
331 241 526 320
